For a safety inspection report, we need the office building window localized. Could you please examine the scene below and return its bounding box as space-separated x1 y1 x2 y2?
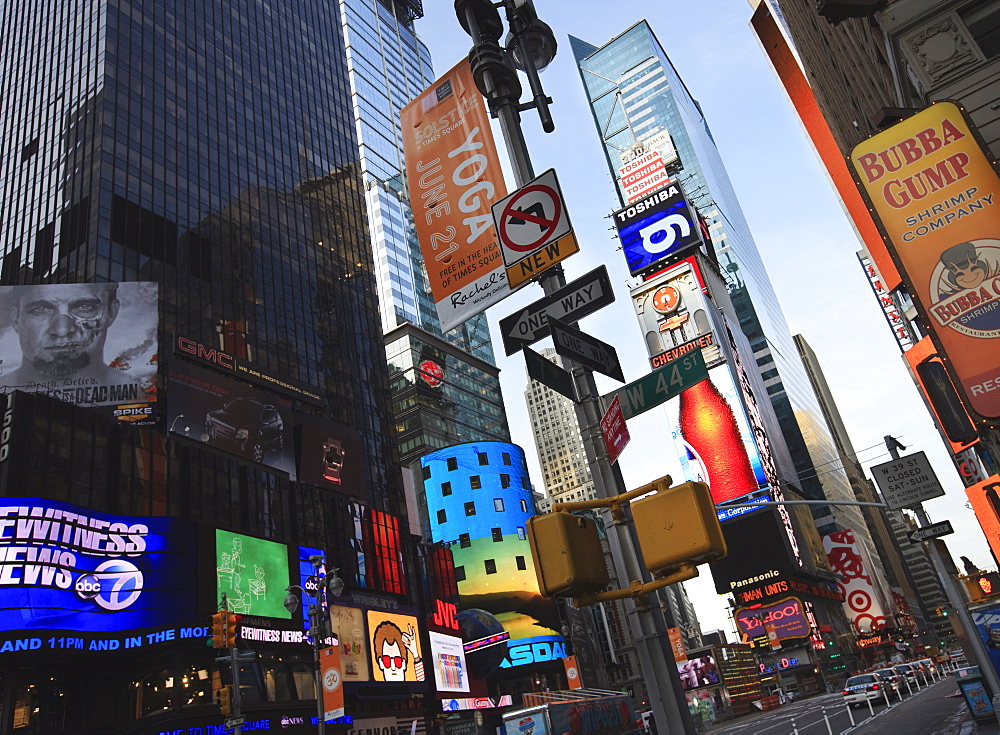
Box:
494 498 505 512
447 457 458 471
455 566 466 582
459 533 471 548
516 556 527 571
470 476 482 490
437 509 447 524
519 499 528 512
422 466 431 480
502 452 511 465
484 559 497 575
465 502 476 517
517 526 526 540
500 474 510 488
478 452 489 465
441 481 452 497
491 527 503 542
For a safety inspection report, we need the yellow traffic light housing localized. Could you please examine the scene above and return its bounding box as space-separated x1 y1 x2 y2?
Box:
225 613 241 648
526 511 609 599
217 684 234 716
631 480 727 576
211 611 227 648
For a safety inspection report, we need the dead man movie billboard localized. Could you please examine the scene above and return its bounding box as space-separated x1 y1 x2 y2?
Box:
0 282 158 414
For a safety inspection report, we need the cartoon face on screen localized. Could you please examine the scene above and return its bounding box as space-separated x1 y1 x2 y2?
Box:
372 619 423 682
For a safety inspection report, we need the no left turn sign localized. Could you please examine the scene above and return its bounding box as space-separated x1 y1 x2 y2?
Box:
492 169 573 267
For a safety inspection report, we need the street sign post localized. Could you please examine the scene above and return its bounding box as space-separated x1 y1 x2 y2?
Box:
548 316 625 383
907 520 954 544
870 451 946 510
600 395 630 463
499 265 615 355
524 345 576 401
601 350 708 420
225 717 246 729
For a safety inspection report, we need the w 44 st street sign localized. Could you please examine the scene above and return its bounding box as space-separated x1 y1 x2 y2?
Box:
601 349 707 420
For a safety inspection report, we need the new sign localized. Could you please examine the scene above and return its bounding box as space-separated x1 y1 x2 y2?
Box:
493 169 578 288
613 184 702 276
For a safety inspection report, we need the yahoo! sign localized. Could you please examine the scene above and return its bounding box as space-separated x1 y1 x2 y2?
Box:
734 596 811 643
0 498 196 644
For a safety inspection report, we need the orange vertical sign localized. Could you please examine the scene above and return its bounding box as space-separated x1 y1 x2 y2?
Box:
563 655 583 689
321 645 345 721
400 58 511 331
965 474 1000 564
667 627 687 661
849 102 1000 419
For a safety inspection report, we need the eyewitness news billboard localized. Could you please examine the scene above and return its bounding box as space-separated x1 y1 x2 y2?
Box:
0 498 198 651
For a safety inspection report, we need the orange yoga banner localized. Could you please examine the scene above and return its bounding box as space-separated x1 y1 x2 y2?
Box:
321 645 345 721
849 102 1000 418
562 655 583 689
401 58 511 331
965 474 1000 566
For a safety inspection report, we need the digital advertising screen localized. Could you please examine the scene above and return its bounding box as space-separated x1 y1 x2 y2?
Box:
168 361 296 477
823 529 890 635
665 364 769 506
367 609 426 682
215 530 291 619
734 597 811 644
677 655 721 691
296 421 364 497
429 631 469 693
0 498 197 651
612 184 702 276
0 282 158 418
329 604 371 682
709 508 801 595
421 442 566 670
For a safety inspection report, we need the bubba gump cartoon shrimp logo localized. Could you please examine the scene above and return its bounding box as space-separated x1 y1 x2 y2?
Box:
929 239 1000 338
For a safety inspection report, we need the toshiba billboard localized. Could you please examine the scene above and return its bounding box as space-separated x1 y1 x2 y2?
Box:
849 102 1000 419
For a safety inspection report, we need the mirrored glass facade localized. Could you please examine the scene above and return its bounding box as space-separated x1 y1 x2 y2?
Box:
571 23 853 512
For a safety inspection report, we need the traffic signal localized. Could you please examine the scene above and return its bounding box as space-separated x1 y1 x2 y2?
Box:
211 611 227 648
962 572 1000 601
226 613 241 648
630 480 727 575
526 511 609 599
217 684 234 716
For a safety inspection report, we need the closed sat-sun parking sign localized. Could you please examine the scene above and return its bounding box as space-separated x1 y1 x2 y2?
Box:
870 451 946 510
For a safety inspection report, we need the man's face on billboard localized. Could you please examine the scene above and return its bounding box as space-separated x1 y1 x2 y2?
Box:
11 284 119 376
378 640 406 681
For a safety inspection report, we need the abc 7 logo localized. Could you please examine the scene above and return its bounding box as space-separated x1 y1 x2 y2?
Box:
637 213 691 254
75 560 144 611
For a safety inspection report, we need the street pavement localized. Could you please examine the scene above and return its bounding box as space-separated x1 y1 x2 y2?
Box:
705 673 977 735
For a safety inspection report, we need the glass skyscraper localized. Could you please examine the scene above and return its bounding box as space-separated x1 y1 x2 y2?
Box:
571 22 855 523
337 0 509 467
0 1 450 732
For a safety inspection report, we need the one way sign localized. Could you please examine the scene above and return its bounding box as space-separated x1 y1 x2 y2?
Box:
907 520 954 543
548 317 625 383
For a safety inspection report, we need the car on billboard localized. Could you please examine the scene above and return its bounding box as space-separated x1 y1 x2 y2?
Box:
843 672 885 707
205 398 284 462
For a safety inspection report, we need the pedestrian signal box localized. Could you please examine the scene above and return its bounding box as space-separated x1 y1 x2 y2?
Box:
527 511 609 599
631 480 727 575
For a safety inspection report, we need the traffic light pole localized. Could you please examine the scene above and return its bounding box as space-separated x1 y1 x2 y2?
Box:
456 3 695 731
220 594 244 734
883 437 1000 704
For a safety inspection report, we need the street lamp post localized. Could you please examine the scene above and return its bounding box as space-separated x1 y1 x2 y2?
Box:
454 2 695 732
285 556 344 735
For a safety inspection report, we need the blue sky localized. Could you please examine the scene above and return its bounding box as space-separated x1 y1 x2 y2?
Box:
413 1 989 636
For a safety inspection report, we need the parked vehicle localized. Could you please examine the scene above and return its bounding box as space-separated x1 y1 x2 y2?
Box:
917 657 938 676
843 673 885 708
893 663 918 682
874 667 902 691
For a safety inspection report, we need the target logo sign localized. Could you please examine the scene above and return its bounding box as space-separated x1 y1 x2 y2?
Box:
492 169 573 268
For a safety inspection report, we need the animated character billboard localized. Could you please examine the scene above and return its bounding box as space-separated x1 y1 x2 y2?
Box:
367 610 425 682
215 530 291 618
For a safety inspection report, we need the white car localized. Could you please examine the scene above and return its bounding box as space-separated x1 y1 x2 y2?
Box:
843 673 885 707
